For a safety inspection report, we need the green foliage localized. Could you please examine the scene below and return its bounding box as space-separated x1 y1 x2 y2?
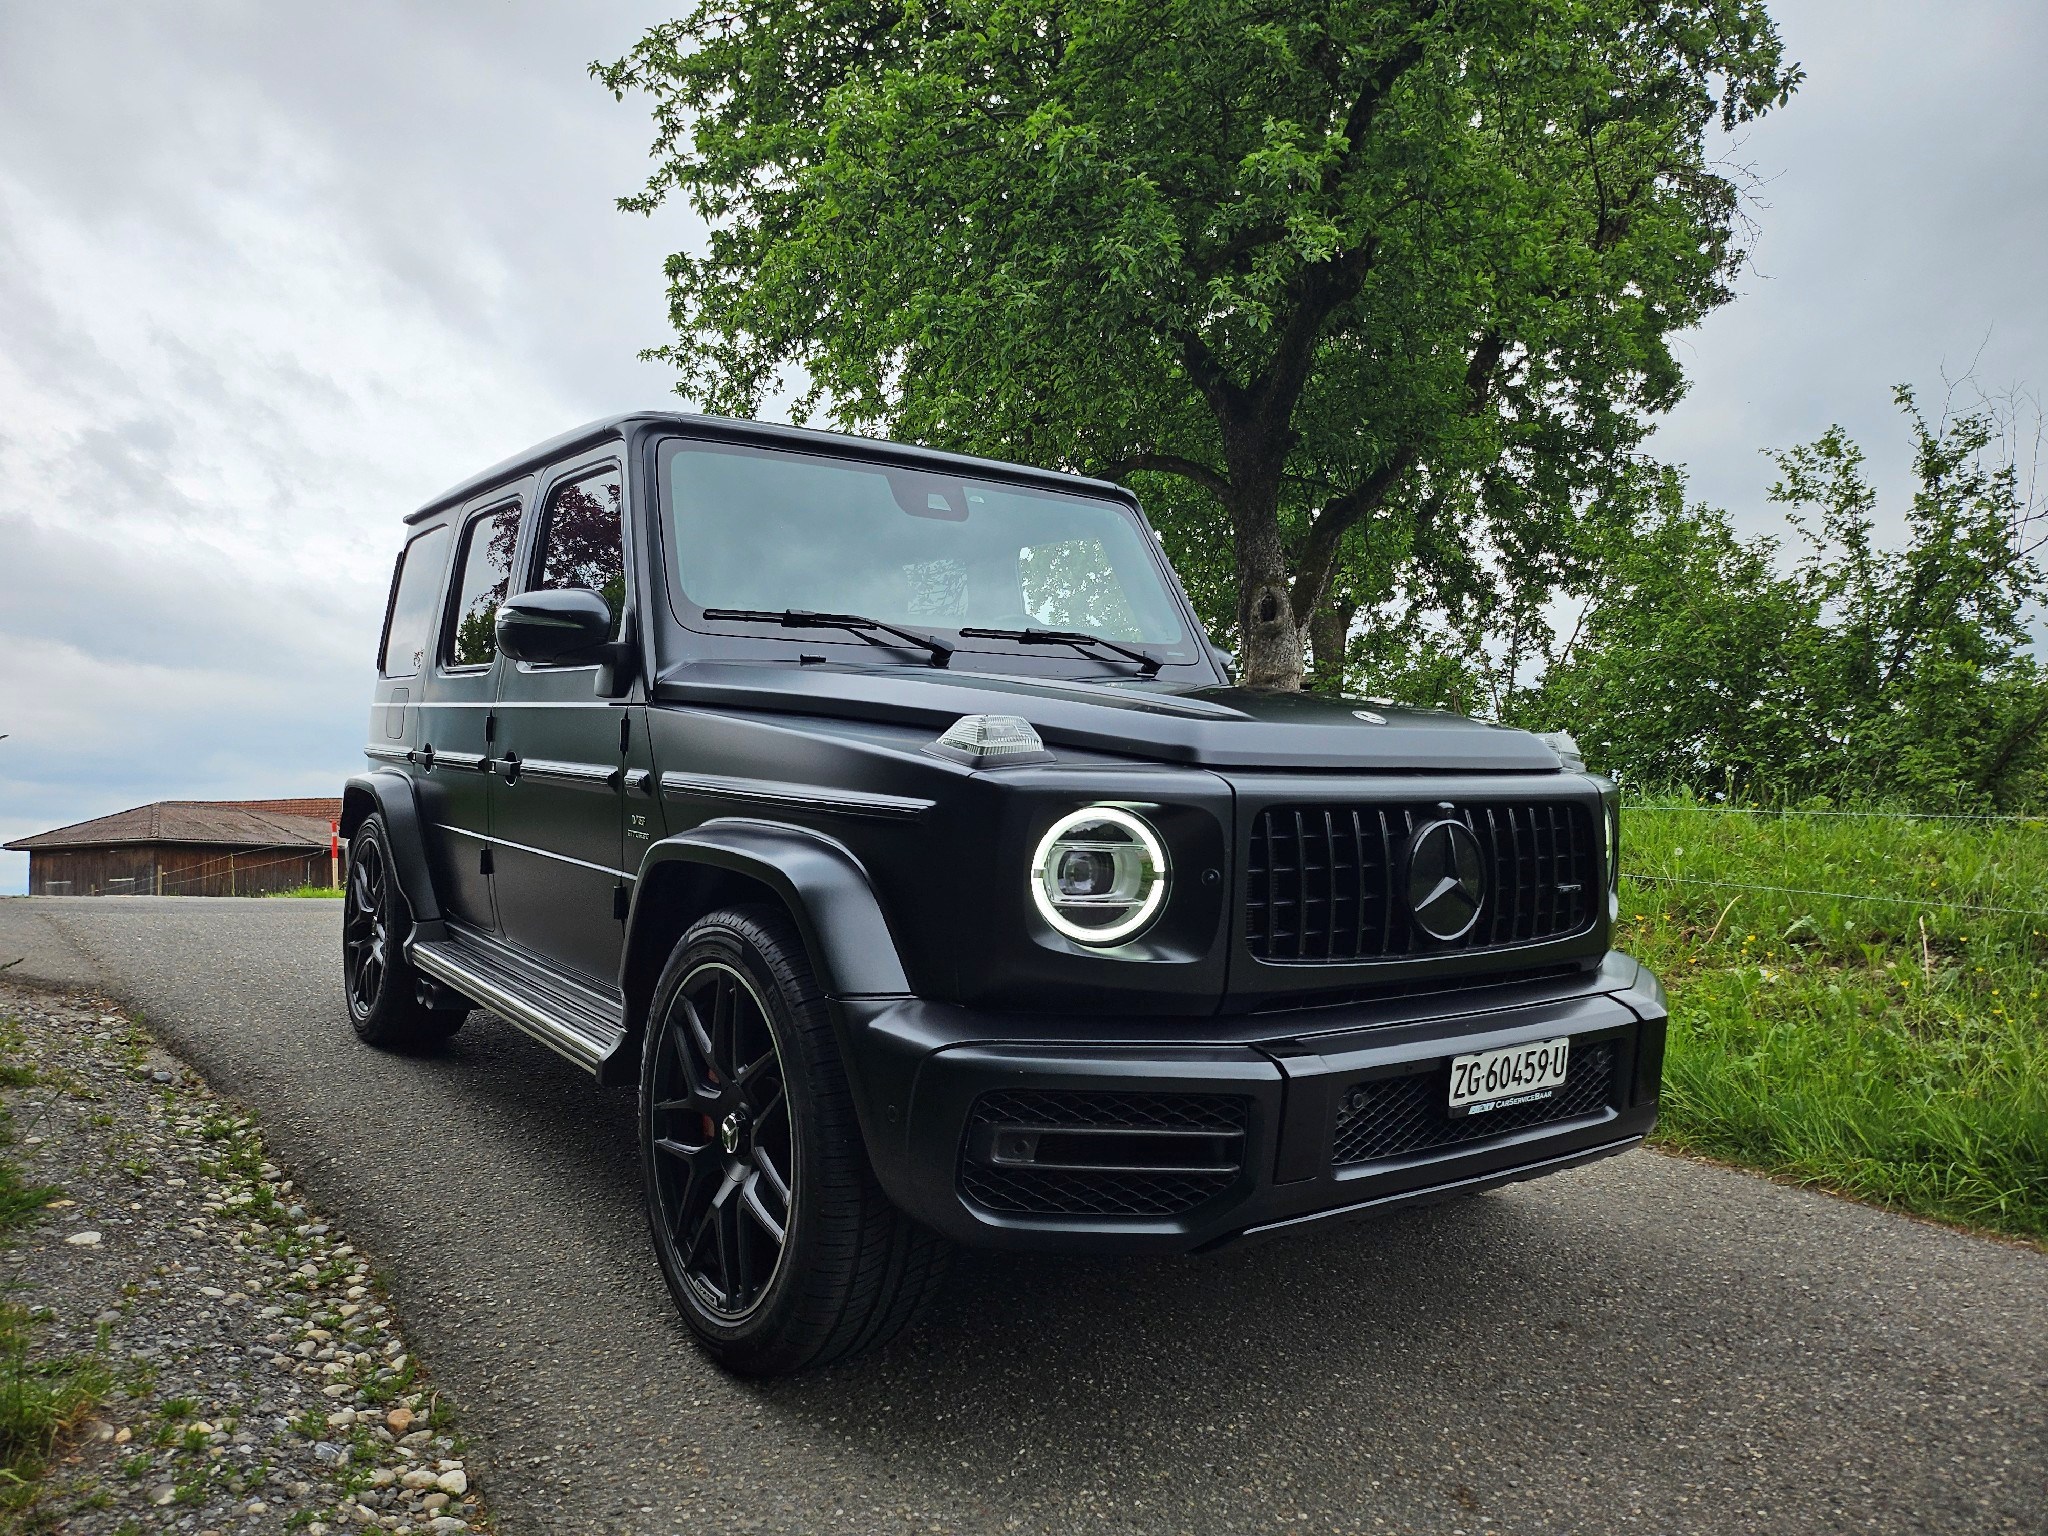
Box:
598 0 1797 685
1536 390 2048 810
1620 800 2048 1241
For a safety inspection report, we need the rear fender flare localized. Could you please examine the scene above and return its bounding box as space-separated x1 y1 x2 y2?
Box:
340 772 442 932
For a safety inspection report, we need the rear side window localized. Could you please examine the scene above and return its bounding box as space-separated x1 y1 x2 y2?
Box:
444 501 523 668
534 467 626 641
379 525 450 678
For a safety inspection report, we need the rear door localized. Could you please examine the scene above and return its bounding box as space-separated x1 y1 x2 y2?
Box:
413 488 527 933
488 453 634 984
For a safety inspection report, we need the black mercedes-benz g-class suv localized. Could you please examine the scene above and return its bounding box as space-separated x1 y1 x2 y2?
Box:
343 412 1665 1375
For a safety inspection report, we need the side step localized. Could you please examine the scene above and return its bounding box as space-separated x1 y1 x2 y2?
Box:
409 934 625 1075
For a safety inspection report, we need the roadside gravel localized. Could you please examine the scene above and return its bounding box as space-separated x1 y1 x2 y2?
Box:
1 979 490 1535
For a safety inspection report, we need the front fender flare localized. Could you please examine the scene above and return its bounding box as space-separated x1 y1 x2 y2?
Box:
340 771 442 934
611 818 912 1096
622 818 911 1004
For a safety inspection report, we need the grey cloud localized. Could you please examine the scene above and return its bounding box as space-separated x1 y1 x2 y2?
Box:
0 514 374 671
1650 0 2048 532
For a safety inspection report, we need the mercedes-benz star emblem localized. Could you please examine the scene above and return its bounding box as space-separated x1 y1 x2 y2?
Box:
1406 818 1487 942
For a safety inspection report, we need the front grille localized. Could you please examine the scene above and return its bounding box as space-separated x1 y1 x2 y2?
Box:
1246 800 1599 963
960 1089 1247 1219
1331 1040 1617 1167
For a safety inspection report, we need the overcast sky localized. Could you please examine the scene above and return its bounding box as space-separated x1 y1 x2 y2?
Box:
2 1 2044 893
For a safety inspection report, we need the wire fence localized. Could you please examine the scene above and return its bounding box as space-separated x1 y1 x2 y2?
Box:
1620 870 2048 922
1618 802 2047 920
1622 805 2047 825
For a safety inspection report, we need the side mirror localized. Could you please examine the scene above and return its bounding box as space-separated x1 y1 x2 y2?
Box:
495 589 614 665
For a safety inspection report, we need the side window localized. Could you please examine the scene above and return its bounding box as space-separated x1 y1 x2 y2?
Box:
534 467 626 642
379 525 451 678
443 501 523 668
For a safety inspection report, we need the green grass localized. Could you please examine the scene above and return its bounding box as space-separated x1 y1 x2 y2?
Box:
269 886 343 899
1618 797 2048 1243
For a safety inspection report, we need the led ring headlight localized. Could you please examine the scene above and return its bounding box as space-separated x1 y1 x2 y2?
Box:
1030 806 1169 945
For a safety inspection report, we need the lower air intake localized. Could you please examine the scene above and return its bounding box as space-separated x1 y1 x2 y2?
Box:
1332 1040 1618 1167
960 1089 1248 1219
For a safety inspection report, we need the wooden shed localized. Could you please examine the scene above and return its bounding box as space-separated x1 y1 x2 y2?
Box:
4 798 343 897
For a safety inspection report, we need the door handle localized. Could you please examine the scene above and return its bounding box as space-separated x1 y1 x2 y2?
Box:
498 751 521 784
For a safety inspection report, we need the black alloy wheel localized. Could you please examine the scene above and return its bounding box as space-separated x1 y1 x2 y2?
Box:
646 959 794 1319
342 814 466 1049
639 908 951 1375
342 833 391 1019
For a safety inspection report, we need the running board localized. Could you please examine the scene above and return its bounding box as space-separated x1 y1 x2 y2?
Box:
409 935 625 1075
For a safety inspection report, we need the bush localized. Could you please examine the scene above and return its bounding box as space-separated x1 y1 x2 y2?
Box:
1538 389 2048 810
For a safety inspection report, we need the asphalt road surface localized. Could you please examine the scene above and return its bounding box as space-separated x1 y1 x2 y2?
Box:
3 896 2041 1535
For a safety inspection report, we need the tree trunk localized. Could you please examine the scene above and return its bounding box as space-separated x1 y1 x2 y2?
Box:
1308 600 1357 695
1232 508 1304 690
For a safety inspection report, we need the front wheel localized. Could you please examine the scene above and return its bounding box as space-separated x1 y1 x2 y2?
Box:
343 815 467 1049
640 907 949 1375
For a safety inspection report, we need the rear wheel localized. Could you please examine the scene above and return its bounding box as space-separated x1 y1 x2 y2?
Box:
343 815 467 1049
640 907 949 1375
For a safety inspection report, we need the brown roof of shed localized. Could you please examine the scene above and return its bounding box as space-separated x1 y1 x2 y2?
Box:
3 799 342 853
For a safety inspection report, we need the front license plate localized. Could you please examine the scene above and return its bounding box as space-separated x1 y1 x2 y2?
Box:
1448 1037 1571 1118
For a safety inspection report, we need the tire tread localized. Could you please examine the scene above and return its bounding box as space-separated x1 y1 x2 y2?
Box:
644 905 948 1374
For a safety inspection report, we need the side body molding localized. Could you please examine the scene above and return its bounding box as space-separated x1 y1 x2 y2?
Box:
339 771 445 940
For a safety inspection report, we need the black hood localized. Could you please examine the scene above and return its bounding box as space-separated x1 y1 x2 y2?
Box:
653 660 1565 772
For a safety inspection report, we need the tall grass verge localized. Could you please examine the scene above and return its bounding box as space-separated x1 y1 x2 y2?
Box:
1619 797 2048 1242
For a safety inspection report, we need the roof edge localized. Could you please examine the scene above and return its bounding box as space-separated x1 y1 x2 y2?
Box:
404 412 1134 525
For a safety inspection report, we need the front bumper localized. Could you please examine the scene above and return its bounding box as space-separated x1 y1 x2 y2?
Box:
841 954 1667 1253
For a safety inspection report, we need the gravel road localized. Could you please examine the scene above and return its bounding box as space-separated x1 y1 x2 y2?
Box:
3 895 2042 1536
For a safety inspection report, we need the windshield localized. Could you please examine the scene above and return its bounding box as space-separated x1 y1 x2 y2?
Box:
663 441 1190 649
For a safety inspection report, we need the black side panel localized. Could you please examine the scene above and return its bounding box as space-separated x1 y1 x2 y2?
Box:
341 772 442 932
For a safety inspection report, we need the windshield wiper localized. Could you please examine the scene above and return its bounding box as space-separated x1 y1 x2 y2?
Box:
701 608 954 668
957 626 1163 677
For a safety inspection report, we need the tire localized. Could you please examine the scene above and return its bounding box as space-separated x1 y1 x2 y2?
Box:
639 906 950 1375
342 815 468 1049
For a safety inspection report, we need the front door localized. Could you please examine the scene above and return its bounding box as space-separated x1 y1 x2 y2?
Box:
488 458 632 984
414 489 526 933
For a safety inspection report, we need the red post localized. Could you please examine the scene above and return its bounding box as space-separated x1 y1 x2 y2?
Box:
331 821 340 890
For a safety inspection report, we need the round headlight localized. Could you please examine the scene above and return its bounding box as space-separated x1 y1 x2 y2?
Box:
1030 806 1169 945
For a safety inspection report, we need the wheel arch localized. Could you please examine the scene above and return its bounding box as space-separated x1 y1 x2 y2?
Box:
341 772 441 930
609 819 911 1089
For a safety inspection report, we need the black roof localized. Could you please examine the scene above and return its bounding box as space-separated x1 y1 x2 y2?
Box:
406 412 1133 524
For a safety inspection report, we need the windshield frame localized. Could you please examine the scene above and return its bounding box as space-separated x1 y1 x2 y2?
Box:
651 431 1219 677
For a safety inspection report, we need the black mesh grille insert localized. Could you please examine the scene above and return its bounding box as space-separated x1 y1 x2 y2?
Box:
1332 1040 1618 1167
961 1164 1238 1218
971 1089 1247 1134
1246 800 1600 963
961 1089 1248 1219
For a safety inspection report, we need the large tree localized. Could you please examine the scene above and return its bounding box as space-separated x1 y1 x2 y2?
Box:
599 0 1797 687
